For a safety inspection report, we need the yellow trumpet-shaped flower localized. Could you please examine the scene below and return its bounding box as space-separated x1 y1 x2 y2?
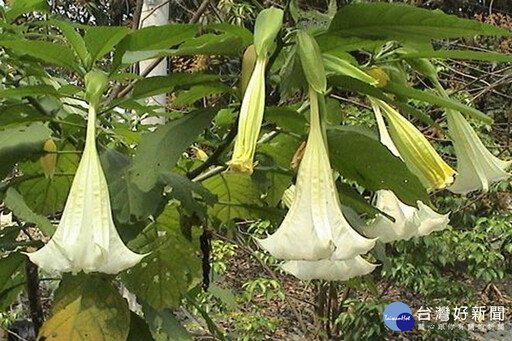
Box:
227 56 266 173
362 102 449 243
26 104 146 274
370 98 456 191
257 88 376 261
446 110 511 194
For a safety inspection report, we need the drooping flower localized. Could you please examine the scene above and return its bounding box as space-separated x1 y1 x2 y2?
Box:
257 88 376 261
228 8 283 174
446 109 511 194
370 98 456 191
360 101 449 243
227 56 267 173
26 72 146 274
278 184 376 281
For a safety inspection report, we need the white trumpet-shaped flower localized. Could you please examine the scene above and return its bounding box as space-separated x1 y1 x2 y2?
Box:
228 56 266 173
360 102 449 243
257 88 376 261
26 104 146 274
446 109 511 194
278 185 377 281
370 98 456 191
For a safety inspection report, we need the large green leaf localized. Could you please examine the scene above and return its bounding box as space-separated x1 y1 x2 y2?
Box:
127 312 155 341
4 188 55 236
122 33 245 64
328 3 510 41
114 24 198 67
297 30 326 93
127 74 219 102
0 122 52 179
38 274 130 341
0 253 25 311
383 81 492 123
401 49 512 63
84 26 130 65
0 85 60 99
0 40 82 74
49 19 91 68
122 206 201 310
5 0 49 22
264 107 307 136
131 108 218 192
173 83 232 107
202 173 267 225
327 126 429 206
329 76 438 127
17 143 79 216
101 149 163 224
160 172 216 218
142 304 192 341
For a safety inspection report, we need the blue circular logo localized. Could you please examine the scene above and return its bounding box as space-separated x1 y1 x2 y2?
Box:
383 302 415 331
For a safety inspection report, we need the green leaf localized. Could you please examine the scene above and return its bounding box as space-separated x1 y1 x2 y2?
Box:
128 74 219 102
38 274 130 341
84 25 130 65
0 122 52 180
254 7 284 57
329 76 438 127
323 53 378 85
4 188 55 236
207 23 253 46
328 3 511 41
159 172 216 218
0 253 25 311
401 49 512 63
17 143 79 216
142 304 192 341
337 182 386 219
0 85 60 99
317 34 385 53
173 83 232 107
132 108 218 192
327 127 429 206
5 0 49 22
101 149 164 224
264 107 307 135
0 40 82 74
383 81 492 123
114 24 197 68
202 173 265 226
127 312 155 341
296 31 326 93
123 206 201 310
49 19 91 68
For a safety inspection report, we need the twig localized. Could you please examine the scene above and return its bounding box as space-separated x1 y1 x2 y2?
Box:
190 0 213 24
140 0 171 26
25 260 44 335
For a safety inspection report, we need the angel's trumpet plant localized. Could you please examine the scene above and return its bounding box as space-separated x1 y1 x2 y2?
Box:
228 8 283 174
257 88 376 261
278 185 376 281
361 102 449 243
370 98 456 191
445 109 511 194
26 71 146 274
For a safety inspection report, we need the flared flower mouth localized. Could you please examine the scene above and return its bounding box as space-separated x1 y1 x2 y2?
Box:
370 97 456 191
361 190 449 243
26 77 146 274
446 109 511 194
257 88 376 262
281 256 377 281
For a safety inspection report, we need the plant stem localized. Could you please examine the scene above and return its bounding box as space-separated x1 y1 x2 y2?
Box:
25 261 44 335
